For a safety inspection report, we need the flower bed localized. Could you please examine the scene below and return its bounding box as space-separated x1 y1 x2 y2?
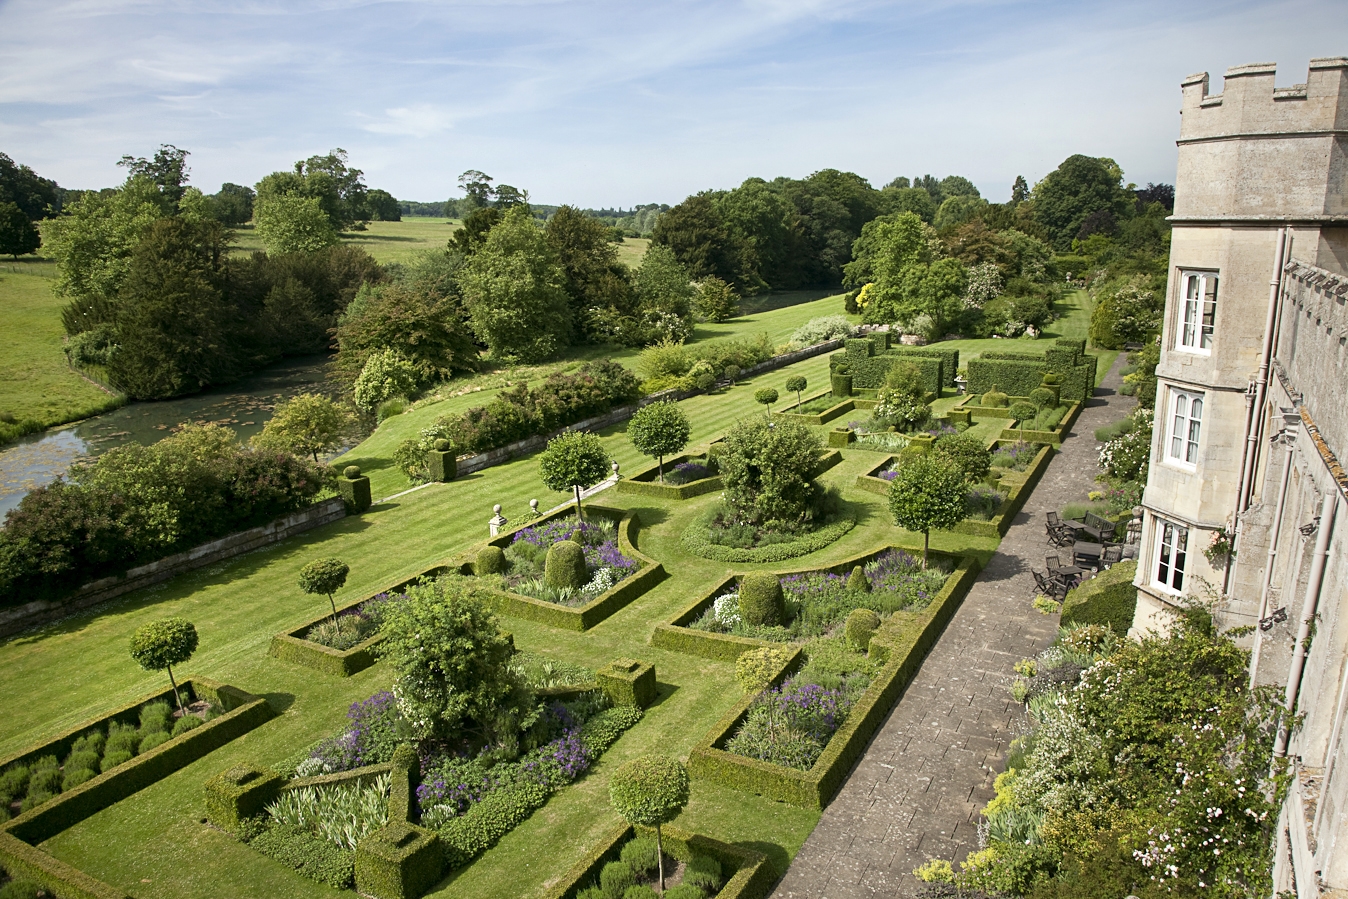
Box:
686 551 981 808
219 658 644 896
460 505 666 631
544 822 776 899
615 453 723 500
269 565 455 677
0 678 273 898
995 401 1082 446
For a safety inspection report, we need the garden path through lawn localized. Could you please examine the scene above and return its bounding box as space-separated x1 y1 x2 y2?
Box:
771 355 1133 898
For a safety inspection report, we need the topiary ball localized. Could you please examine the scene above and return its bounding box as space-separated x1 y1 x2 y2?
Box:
1041 372 1063 386
845 608 881 653
846 565 869 592
343 465 362 479
738 572 784 627
1029 387 1056 410
433 438 451 452
476 545 506 576
1010 401 1037 422
545 540 588 590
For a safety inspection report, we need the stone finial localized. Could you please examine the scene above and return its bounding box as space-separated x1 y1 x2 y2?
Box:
611 461 621 479
489 504 508 537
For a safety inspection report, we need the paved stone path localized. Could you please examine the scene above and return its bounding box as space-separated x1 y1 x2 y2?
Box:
772 357 1131 898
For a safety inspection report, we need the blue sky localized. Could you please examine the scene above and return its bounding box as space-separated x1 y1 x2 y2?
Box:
1 0 1345 208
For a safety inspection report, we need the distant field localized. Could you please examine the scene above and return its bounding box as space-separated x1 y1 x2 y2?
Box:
0 258 120 425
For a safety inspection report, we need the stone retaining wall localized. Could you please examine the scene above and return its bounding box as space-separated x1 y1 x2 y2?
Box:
0 497 346 639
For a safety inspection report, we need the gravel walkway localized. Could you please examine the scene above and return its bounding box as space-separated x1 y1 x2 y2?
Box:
772 356 1130 898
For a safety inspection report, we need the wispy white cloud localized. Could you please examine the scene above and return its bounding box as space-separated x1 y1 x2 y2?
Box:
0 0 1344 206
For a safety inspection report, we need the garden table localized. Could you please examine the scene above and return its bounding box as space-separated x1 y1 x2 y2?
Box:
1072 541 1103 567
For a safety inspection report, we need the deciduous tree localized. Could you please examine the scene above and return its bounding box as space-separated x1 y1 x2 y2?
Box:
251 394 352 462
130 617 199 713
609 756 690 891
888 455 966 567
298 557 350 620
538 431 611 521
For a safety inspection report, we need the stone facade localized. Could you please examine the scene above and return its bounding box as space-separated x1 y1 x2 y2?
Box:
1131 57 1348 895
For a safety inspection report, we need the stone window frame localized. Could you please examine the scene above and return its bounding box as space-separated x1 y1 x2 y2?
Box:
1165 386 1204 469
1153 518 1189 594
1176 269 1219 354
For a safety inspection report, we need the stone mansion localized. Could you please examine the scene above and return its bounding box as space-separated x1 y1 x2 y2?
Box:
1128 57 1348 895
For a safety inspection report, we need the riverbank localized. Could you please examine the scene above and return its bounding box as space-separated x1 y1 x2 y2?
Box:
0 260 125 438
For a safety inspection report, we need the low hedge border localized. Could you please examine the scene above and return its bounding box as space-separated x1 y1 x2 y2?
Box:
650 544 943 664
681 513 856 565
268 565 454 676
542 822 776 899
0 678 273 899
777 390 856 427
615 453 723 500
461 506 667 631
686 551 982 808
854 455 899 497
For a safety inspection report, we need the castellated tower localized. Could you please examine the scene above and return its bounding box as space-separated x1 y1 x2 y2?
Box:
1132 57 1348 893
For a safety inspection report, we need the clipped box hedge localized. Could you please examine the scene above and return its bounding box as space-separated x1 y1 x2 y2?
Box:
461 505 666 631
686 551 982 808
542 822 777 899
830 352 943 395
967 340 1097 404
268 565 454 676
1060 560 1139 634
0 678 273 899
777 390 857 426
854 455 899 497
615 453 722 500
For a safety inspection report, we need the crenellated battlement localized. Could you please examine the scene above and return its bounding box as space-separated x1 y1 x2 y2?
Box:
1179 58 1348 141
1172 56 1348 222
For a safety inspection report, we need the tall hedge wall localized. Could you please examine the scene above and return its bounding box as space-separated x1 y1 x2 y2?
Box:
967 342 1098 403
829 352 943 394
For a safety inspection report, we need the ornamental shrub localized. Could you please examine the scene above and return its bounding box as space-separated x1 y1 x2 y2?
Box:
352 349 420 411
785 375 808 406
620 835 659 877
846 565 869 592
718 416 823 526
738 572 785 626
1009 401 1037 426
299 558 350 620
1029 387 1056 410
538 431 611 522
130 617 199 713
790 315 854 346
344 465 361 479
735 645 792 693
600 861 634 899
684 854 724 892
476 545 506 576
845 609 881 652
888 455 968 567
981 385 1009 407
627 400 691 483
609 756 690 891
930 431 992 484
754 388 778 418
544 541 587 591
377 576 528 744
622 885 658 899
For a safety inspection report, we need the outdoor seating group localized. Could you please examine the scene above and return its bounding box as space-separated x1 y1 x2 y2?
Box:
1034 511 1130 598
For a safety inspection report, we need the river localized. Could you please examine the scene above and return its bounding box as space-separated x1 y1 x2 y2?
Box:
0 356 337 519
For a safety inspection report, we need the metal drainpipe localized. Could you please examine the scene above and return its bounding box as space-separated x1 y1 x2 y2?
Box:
1237 228 1288 515
1248 435 1296 686
1314 631 1348 839
1274 491 1339 758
